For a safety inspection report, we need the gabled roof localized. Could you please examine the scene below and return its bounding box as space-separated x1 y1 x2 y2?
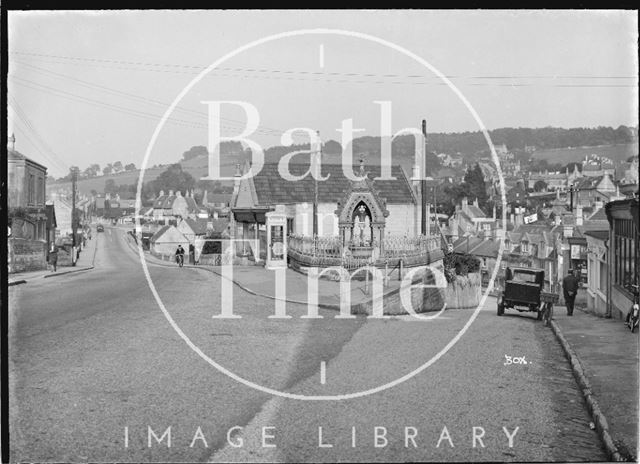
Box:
150 225 171 242
7 149 48 171
182 218 208 235
210 218 230 234
587 207 607 221
250 163 416 205
465 205 486 219
469 239 500 258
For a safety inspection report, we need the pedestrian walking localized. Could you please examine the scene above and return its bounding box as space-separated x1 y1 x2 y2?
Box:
48 243 58 272
189 243 195 265
562 269 580 316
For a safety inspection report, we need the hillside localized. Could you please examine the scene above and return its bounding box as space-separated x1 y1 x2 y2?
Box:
530 143 638 164
51 125 638 197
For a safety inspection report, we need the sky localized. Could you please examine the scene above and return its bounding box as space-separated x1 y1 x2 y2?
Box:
7 9 639 178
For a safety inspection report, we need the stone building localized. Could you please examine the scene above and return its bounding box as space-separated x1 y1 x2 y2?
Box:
7 136 54 272
151 189 201 224
230 157 442 268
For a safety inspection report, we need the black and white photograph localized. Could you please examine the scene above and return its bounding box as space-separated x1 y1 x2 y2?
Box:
4 9 639 463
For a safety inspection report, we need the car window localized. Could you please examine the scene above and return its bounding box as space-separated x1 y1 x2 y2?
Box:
512 272 537 283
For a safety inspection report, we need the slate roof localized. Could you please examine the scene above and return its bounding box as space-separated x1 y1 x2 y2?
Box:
584 230 609 241
587 207 607 221
452 236 483 253
574 176 603 189
210 218 230 235
469 239 500 258
251 163 415 205
465 205 486 218
208 193 232 205
183 218 209 235
154 195 175 209
150 225 171 242
7 149 48 171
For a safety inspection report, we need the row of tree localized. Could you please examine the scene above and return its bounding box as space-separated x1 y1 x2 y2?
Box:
57 161 137 182
98 163 233 204
428 125 636 155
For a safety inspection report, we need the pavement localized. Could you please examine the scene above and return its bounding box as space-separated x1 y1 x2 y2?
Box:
8 230 99 286
551 293 639 462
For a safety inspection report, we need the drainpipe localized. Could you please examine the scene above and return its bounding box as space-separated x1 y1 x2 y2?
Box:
606 230 612 318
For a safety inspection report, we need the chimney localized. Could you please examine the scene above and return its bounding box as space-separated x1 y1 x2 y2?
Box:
169 190 174 197
473 197 479 208
176 190 182 197
159 190 164 197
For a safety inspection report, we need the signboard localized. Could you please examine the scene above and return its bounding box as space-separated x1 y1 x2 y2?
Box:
570 244 582 260
524 213 538 224
270 225 284 260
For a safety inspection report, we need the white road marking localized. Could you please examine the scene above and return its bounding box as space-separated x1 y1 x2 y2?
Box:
320 361 326 385
319 44 324 68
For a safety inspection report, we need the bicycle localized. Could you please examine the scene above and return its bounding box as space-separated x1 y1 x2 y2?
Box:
625 285 639 333
176 253 184 268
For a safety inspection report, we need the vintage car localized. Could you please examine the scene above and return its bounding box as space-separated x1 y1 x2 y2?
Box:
497 267 555 322
96 224 105 232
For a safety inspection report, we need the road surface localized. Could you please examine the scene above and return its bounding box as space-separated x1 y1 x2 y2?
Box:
8 225 607 462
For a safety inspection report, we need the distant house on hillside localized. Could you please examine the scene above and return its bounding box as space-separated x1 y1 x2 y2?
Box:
152 189 200 224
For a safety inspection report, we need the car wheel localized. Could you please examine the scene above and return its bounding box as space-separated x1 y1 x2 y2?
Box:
497 301 504 316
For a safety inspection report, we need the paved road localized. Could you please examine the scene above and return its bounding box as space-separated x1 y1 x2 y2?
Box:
9 226 607 462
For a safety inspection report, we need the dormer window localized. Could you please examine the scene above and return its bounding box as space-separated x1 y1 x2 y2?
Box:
504 240 511 251
522 242 529 253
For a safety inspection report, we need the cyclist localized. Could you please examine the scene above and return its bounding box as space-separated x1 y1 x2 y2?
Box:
175 244 185 267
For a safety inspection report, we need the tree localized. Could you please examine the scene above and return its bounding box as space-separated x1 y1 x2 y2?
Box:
464 163 488 208
150 163 196 195
182 145 208 161
124 163 136 171
533 180 548 192
103 165 113 176
104 179 118 195
113 161 124 173
90 189 98 197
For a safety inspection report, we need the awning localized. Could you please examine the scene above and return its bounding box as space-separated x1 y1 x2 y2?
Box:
232 208 272 224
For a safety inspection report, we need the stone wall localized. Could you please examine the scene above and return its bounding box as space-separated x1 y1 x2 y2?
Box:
445 272 482 309
8 238 47 273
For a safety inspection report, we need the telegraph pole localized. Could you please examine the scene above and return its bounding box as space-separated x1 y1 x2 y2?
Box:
313 131 321 238
421 120 427 236
71 167 78 266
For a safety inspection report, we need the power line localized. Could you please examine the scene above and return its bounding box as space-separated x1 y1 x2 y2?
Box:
10 50 638 80
10 61 312 141
12 60 297 137
13 55 636 87
8 95 71 175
